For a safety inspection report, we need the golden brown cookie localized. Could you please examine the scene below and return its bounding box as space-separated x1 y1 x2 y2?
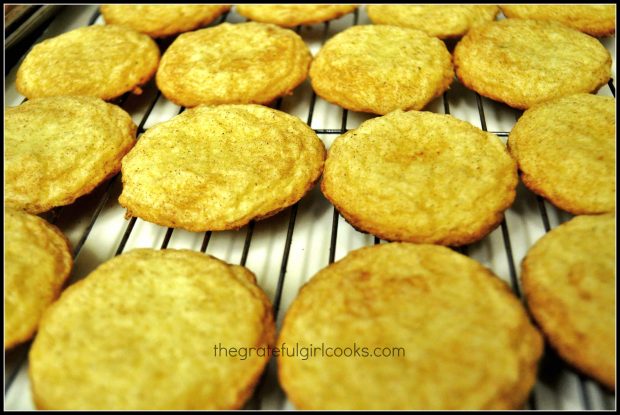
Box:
100 4 231 38
453 19 611 109
29 249 275 409
156 22 311 107
321 110 517 246
309 25 454 115
119 104 325 231
367 5 499 39
501 5 616 37
101 5 230 38
16 25 160 100
4 209 72 350
508 94 615 215
522 214 615 389
278 243 543 409
236 4 356 27
5 96 137 214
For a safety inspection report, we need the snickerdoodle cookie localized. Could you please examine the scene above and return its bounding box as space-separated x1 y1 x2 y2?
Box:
236 4 356 27
522 214 615 389
156 22 311 107
453 19 611 109
501 5 615 37
17 25 159 100
29 249 275 409
279 243 543 409
508 93 615 214
119 104 325 231
5 96 137 214
321 110 517 246
309 25 454 114
367 5 499 39
101 4 231 38
4 209 72 350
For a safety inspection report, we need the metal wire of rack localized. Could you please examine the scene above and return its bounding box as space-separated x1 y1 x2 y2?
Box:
3 5 616 411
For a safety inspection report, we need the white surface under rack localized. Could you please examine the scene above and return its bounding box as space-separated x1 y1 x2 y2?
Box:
4 5 617 410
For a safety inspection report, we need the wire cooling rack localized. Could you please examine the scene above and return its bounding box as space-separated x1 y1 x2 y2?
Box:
4 5 616 410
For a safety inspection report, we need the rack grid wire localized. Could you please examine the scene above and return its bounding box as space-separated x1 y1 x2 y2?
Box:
3 5 616 411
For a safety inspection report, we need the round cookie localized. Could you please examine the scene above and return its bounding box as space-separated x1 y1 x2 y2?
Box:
29 249 275 409
278 243 543 409
100 4 231 38
500 5 615 37
508 94 615 215
236 4 356 27
453 19 611 110
367 5 499 39
16 24 160 100
321 110 517 246
5 96 137 214
522 214 615 389
4 209 72 350
119 104 325 231
156 22 311 107
309 25 454 115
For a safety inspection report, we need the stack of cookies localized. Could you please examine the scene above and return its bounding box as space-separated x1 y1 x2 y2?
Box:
5 4 615 410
